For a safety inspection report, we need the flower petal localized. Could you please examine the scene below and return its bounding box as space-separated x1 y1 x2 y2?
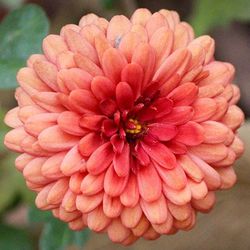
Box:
141 141 176 169
148 123 177 141
114 142 130 177
137 163 162 202
81 173 105 195
116 82 134 111
87 142 114 175
38 125 79 152
104 165 128 197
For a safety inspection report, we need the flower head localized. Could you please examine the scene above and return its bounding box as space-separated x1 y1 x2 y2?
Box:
4 8 244 245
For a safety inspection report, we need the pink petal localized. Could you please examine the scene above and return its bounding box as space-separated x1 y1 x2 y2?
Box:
99 99 117 116
168 82 198 106
60 146 84 175
175 121 204 146
41 152 65 179
150 27 174 68
121 203 142 228
178 154 204 182
120 174 139 207
216 166 237 189
57 68 92 93
91 76 115 100
210 96 228 121
132 43 156 88
145 12 168 38
148 123 177 141
42 35 68 63
168 202 192 222
38 125 79 152
121 63 143 99
191 98 217 122
116 82 134 111
4 107 22 128
189 143 228 164
79 114 105 131
221 105 244 131
152 212 173 234
81 173 105 195
69 173 84 194
24 113 58 136
15 153 34 172
213 148 236 167
107 219 130 243
58 111 88 136
78 132 102 157
103 194 123 218
102 48 127 83
87 206 111 232
191 191 215 213
173 22 193 50
64 29 98 63
33 60 58 91
155 164 187 190
163 184 191 205
113 142 130 177
76 192 103 213
137 163 162 202
131 8 152 26
104 165 128 196
47 178 69 204
153 48 191 85
119 32 143 61
107 15 131 45
94 35 112 62
69 89 98 114
189 154 221 190
61 190 77 212
201 121 229 144
140 195 168 224
188 179 208 200
159 106 194 125
141 141 176 169
87 142 114 175
74 53 103 76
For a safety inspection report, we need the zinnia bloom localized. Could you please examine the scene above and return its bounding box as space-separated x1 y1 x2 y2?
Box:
4 8 245 245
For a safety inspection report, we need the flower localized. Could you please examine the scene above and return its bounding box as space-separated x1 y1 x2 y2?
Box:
4 8 244 245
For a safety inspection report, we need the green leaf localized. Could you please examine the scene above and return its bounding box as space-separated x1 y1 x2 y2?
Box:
191 0 250 35
0 224 33 250
0 4 49 89
39 217 90 250
28 206 52 224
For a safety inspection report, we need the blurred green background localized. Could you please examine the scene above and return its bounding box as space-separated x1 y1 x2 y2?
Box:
0 0 249 249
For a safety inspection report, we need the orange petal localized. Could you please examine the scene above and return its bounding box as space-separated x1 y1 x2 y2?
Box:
191 191 216 213
47 178 69 204
76 192 103 213
121 203 142 228
103 194 123 218
131 8 152 26
216 166 237 189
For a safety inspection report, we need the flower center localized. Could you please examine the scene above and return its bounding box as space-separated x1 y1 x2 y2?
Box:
125 119 142 135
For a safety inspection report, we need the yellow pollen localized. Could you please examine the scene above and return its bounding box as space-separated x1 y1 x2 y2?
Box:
126 119 143 135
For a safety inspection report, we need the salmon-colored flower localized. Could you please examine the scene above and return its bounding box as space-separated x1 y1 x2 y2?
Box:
4 8 244 245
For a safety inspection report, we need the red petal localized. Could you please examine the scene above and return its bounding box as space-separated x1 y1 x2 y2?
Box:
79 114 105 131
121 63 143 99
175 121 204 146
99 99 117 116
91 76 115 100
166 141 187 155
134 143 150 166
116 82 134 111
102 119 118 137
168 82 198 106
104 165 128 196
102 48 127 83
87 142 114 175
137 163 162 202
78 132 102 157
141 141 176 169
148 123 177 141
159 106 194 125
113 142 130 177
110 134 124 153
